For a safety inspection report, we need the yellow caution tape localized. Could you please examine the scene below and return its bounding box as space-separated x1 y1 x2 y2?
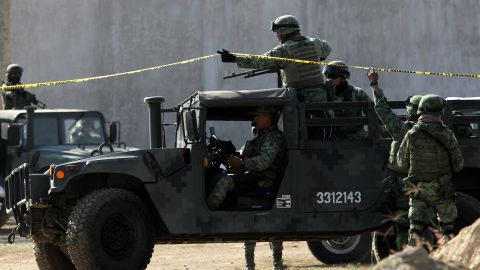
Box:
233 53 480 79
0 54 218 91
1 51 479 92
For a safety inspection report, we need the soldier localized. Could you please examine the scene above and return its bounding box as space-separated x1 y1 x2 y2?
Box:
218 15 332 102
69 119 103 145
206 106 286 269
0 64 39 110
367 68 423 249
324 61 371 139
397 94 464 246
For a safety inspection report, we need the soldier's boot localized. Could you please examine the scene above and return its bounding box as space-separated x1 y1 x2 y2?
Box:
244 241 256 270
439 222 455 246
270 241 285 270
394 223 410 250
407 220 425 248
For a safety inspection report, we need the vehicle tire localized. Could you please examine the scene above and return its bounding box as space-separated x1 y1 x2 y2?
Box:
66 188 154 270
455 192 480 233
34 241 75 270
371 230 394 263
307 232 372 264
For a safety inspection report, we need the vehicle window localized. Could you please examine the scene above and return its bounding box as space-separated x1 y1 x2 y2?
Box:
34 117 59 145
64 116 105 145
206 121 253 151
1 122 9 140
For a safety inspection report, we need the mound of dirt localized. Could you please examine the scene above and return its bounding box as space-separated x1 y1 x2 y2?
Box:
431 218 480 270
372 247 467 270
374 218 480 270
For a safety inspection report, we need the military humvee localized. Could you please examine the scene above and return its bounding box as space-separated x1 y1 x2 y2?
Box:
4 89 480 269
0 107 132 227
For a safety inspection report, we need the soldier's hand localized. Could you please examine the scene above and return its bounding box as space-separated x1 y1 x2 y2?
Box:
367 68 379 82
217 49 237 63
227 155 242 173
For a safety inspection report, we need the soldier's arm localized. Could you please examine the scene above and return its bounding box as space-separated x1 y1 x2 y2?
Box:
236 46 289 70
314 39 331 60
373 89 404 140
244 132 284 171
355 88 372 116
447 131 464 173
0 95 5 110
396 132 411 170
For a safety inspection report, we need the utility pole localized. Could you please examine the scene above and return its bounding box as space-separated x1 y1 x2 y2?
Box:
0 0 11 72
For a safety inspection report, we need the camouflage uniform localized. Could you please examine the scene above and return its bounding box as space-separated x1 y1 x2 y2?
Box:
0 82 38 110
333 83 370 139
207 126 286 209
373 89 421 249
0 64 38 110
235 15 331 102
397 95 464 245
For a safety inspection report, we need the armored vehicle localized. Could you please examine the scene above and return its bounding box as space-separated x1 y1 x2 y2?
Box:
4 89 480 269
0 107 131 227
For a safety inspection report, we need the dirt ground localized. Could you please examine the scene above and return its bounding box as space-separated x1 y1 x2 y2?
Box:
0 218 367 270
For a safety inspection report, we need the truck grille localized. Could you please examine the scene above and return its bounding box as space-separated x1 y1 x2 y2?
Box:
4 163 30 213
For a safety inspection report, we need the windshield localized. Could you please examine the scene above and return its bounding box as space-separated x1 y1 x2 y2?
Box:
64 116 105 145
15 114 106 146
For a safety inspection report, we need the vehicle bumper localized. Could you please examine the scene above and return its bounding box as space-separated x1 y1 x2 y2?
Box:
4 164 50 237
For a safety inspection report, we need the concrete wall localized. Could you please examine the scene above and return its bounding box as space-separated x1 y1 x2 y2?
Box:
0 0 11 72
6 0 480 148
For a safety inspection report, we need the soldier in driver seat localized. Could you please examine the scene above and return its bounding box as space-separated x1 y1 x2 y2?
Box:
207 106 286 209
207 106 286 269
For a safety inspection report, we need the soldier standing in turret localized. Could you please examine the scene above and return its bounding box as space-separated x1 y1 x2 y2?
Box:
218 15 332 103
0 64 39 110
397 94 464 246
324 60 371 139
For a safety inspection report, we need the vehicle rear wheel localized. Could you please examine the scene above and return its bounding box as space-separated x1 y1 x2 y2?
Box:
34 241 75 270
371 230 394 263
307 232 372 264
455 192 480 233
66 188 154 270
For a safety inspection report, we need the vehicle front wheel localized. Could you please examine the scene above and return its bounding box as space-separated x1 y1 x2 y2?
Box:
307 232 372 264
66 188 154 270
34 241 75 270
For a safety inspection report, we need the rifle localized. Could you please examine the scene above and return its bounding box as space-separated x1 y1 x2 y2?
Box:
223 67 283 88
223 67 278 79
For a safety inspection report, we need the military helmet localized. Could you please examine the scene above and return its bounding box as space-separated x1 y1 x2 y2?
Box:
405 95 423 117
251 106 279 115
417 94 445 115
271 15 300 35
322 60 350 79
6 64 23 75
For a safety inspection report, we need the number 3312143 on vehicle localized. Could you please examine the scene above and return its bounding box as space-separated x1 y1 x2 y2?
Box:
316 191 362 204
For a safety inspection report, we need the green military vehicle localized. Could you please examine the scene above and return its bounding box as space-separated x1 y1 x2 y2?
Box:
4 89 480 269
0 107 131 227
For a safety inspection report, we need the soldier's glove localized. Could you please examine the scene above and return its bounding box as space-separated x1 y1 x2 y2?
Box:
217 49 237 63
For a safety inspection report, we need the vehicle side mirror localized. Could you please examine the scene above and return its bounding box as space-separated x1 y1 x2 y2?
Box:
185 110 199 142
7 124 22 147
109 122 119 143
